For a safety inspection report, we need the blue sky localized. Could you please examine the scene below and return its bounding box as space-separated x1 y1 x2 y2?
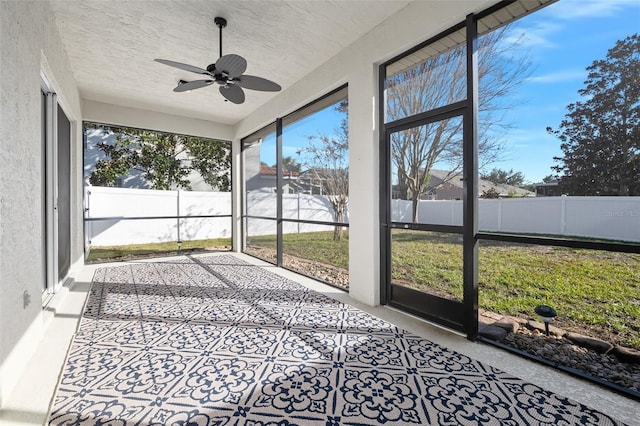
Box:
494 0 640 183
258 104 344 168
259 0 639 183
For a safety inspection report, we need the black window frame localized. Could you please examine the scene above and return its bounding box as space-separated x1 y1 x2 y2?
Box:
241 84 349 290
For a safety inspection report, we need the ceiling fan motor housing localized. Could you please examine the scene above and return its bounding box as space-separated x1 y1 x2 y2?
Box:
214 17 227 28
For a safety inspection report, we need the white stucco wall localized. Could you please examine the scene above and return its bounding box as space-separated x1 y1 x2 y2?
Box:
83 99 235 141
234 1 496 305
0 0 83 406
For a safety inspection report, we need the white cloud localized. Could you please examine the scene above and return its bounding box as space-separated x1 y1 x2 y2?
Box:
526 69 586 84
505 21 563 49
507 0 638 53
543 0 640 20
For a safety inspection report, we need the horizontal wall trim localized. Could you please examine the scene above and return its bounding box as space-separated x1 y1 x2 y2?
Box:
82 101 234 141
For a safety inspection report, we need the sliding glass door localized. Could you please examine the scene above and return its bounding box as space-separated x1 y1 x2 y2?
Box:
41 84 72 294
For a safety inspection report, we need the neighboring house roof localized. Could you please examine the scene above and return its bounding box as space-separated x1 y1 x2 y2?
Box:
253 168 346 195
298 168 345 180
425 169 534 198
260 165 277 176
260 165 299 177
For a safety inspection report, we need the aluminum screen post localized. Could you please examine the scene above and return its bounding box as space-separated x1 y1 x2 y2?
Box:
463 13 479 341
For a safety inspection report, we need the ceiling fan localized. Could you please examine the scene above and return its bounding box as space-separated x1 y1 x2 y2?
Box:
155 17 281 104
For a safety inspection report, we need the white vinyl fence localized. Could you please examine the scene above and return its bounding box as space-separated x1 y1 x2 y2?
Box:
245 193 347 237
85 187 640 246
85 187 233 246
393 196 640 243
85 187 347 246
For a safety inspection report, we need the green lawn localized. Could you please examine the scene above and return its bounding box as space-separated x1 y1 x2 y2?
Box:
391 231 464 300
248 231 349 269
87 237 231 262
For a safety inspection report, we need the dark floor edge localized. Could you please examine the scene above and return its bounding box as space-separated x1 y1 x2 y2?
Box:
478 336 640 401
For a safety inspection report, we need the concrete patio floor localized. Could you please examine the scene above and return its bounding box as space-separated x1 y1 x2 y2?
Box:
1 252 637 425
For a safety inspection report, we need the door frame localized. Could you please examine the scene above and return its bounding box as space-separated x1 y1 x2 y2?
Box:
379 14 479 339
41 71 73 297
42 75 58 296
381 109 468 333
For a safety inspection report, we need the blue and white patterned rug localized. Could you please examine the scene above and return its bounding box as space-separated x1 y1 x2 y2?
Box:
48 254 625 425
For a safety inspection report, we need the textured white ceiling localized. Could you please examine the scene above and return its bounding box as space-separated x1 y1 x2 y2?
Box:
49 0 411 125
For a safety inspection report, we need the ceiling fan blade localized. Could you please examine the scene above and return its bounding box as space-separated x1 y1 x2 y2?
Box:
173 80 214 92
215 54 247 78
237 74 281 92
155 59 210 75
219 84 245 104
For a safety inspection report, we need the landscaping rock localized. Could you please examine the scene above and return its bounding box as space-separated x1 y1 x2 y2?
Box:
480 310 504 321
494 318 520 334
479 324 508 342
507 315 529 325
504 329 640 392
527 320 565 337
611 346 640 364
478 315 497 326
566 332 614 354
246 247 349 289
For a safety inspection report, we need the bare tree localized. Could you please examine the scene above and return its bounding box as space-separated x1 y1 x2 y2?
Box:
387 26 532 221
299 100 349 240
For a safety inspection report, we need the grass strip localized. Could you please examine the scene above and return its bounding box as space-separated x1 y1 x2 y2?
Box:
87 237 231 262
